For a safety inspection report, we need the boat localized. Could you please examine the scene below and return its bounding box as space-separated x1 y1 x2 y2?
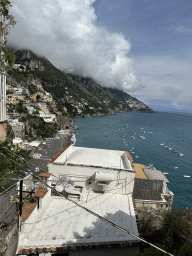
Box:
174 167 179 169
168 147 172 150
171 150 177 153
131 136 135 139
179 153 184 156
121 134 126 137
183 175 190 178
160 143 164 146
163 172 168 175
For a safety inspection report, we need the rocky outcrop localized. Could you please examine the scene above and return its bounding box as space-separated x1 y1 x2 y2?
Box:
29 59 45 71
56 112 76 133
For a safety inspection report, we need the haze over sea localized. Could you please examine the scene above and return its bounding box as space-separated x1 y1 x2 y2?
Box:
74 111 192 209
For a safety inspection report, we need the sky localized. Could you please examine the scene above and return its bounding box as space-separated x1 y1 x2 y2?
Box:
7 0 192 113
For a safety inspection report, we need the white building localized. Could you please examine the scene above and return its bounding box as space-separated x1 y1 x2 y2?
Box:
17 146 140 255
39 111 54 123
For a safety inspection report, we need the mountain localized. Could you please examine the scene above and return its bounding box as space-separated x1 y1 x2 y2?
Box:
9 49 154 117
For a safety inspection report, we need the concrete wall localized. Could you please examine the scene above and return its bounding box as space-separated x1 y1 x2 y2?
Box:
0 220 18 256
38 246 139 256
39 189 51 209
134 199 168 211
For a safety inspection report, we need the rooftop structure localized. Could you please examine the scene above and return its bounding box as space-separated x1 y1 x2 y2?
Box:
48 146 135 194
133 164 174 219
133 179 163 201
133 163 147 179
18 192 139 253
144 167 169 183
51 146 132 170
17 146 140 255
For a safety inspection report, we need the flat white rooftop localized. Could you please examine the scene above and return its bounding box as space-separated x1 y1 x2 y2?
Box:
18 191 139 250
53 146 132 170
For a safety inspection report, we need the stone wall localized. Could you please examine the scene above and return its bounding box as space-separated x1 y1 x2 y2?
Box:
0 221 18 256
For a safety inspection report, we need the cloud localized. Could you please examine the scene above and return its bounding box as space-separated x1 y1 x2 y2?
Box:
167 25 192 34
131 55 192 111
8 0 139 92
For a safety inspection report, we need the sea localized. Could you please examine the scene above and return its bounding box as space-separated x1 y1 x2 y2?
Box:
74 111 192 209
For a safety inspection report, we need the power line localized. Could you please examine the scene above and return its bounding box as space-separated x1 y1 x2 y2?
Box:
24 180 133 225
0 148 174 256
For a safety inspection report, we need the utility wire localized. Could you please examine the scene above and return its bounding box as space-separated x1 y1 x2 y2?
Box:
0 148 174 256
24 180 133 225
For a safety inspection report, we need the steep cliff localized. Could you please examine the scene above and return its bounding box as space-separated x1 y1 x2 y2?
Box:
9 49 154 117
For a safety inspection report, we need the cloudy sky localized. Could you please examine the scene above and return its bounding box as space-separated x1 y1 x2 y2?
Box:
8 0 192 113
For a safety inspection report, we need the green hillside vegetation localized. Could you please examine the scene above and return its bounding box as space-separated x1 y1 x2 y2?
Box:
137 208 192 255
8 49 154 117
0 126 31 192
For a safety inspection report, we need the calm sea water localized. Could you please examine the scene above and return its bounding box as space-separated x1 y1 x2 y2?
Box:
74 111 192 209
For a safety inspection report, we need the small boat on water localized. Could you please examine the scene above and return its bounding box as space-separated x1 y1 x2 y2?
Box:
163 172 168 175
179 153 184 156
174 167 179 169
131 136 135 139
183 175 190 178
171 150 177 153
160 143 164 146
168 147 172 150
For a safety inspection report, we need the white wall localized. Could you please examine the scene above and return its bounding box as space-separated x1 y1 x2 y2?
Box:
21 205 38 233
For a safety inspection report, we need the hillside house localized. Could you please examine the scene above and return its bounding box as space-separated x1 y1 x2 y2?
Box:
132 163 174 229
6 94 19 104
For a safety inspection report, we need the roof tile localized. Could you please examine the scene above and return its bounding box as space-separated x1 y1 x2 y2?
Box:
22 203 38 222
34 188 48 198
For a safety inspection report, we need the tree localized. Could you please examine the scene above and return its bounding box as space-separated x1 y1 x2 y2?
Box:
0 0 16 69
137 208 192 255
